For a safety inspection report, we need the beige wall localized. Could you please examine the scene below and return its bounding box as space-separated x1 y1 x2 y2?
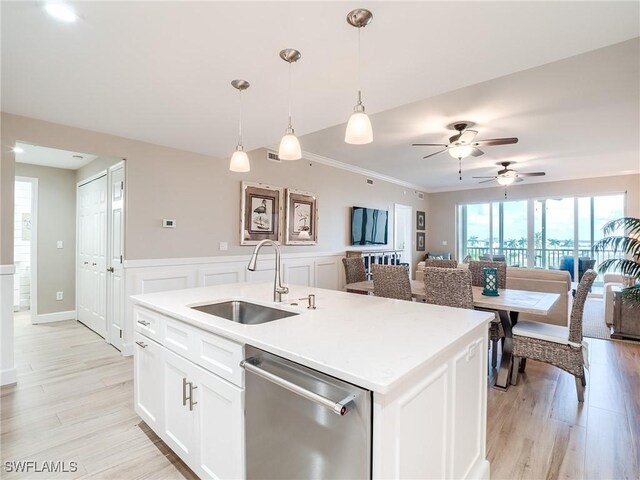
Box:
15 163 76 314
1 113 428 270
77 156 123 183
427 174 640 257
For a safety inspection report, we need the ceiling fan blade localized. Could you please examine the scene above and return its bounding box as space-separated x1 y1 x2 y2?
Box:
478 179 497 184
423 149 448 159
449 133 461 143
516 172 546 177
472 176 497 179
515 177 524 183
459 130 478 143
470 148 484 157
472 137 519 147
412 143 449 147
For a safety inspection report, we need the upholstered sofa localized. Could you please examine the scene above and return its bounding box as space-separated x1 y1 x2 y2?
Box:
415 262 572 326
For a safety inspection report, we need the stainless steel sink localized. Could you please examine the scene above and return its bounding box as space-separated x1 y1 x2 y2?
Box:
191 300 299 325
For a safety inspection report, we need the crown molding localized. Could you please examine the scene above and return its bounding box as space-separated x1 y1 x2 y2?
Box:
272 149 428 193
302 150 428 192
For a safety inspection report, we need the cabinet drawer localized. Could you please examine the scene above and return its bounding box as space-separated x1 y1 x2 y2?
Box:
163 316 195 358
134 306 164 341
193 331 244 388
162 316 244 387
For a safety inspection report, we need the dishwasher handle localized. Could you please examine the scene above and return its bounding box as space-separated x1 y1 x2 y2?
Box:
240 357 356 416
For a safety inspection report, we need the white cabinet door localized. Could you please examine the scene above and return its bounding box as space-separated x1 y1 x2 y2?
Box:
133 332 163 431
194 365 245 480
162 348 199 463
107 164 125 349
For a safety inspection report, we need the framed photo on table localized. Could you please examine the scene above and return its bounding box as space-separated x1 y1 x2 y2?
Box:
285 189 317 245
416 211 426 230
416 231 425 251
240 182 283 245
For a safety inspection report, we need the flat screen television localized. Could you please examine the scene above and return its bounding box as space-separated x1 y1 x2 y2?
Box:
351 206 388 245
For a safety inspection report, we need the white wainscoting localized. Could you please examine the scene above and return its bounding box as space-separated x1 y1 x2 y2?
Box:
122 252 346 356
1 265 17 385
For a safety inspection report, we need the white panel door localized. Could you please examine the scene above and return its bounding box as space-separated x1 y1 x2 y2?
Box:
108 164 125 350
77 175 108 338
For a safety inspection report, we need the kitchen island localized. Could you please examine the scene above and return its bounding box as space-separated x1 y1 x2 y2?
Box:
132 282 493 479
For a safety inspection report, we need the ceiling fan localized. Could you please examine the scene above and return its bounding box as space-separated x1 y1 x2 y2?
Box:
412 122 519 180
473 161 546 197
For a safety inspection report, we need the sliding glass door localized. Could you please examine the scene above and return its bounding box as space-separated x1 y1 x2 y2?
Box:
459 193 626 282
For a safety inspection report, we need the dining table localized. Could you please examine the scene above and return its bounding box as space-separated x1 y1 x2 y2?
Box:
344 279 561 390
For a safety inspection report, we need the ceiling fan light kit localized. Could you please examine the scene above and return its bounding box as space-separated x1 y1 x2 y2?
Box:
278 48 303 161
345 8 373 145
229 79 251 172
412 122 519 180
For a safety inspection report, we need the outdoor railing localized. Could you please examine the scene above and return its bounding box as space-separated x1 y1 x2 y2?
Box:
463 246 620 270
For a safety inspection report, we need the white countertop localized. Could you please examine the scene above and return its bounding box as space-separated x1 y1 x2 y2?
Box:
132 283 493 394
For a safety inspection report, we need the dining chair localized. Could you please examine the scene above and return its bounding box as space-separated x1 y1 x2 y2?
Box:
342 257 367 294
372 264 412 301
423 258 458 269
423 267 473 309
510 270 597 402
469 260 507 368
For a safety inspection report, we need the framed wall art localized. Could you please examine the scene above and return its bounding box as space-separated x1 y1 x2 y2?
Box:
416 210 425 231
285 189 318 245
416 231 425 251
240 182 284 245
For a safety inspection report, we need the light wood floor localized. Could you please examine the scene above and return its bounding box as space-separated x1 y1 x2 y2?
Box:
2 312 639 479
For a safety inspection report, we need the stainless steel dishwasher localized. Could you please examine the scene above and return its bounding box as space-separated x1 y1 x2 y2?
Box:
241 345 372 479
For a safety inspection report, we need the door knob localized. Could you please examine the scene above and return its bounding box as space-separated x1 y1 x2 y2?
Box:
107 267 114 273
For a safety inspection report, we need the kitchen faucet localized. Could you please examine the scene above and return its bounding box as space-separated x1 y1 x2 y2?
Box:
247 239 289 302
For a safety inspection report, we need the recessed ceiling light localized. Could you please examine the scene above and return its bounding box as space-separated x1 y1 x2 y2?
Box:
12 147 24 154
45 3 78 23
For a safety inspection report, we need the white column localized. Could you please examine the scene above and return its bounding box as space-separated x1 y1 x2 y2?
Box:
1 264 17 385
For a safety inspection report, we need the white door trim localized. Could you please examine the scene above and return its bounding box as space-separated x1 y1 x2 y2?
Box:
394 203 413 272
15 176 38 323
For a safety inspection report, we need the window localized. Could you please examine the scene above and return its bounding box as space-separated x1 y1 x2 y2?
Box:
458 194 626 281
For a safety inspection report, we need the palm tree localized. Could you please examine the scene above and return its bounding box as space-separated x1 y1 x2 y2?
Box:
468 236 478 247
594 217 640 305
534 232 543 248
548 238 561 248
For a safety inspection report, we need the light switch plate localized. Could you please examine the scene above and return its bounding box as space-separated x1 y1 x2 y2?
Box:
219 242 228 251
442 240 448 246
56 291 63 301
162 219 176 228
57 240 63 249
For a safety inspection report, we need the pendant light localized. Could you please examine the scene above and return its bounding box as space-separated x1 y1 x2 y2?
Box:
229 79 251 172
345 8 373 145
278 48 302 161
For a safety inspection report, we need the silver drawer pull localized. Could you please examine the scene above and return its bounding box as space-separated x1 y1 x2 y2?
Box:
189 383 198 411
240 358 355 416
135 341 147 348
182 378 188 406
137 319 150 327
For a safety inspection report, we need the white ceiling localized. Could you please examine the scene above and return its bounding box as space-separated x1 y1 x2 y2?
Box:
2 1 639 190
14 142 98 170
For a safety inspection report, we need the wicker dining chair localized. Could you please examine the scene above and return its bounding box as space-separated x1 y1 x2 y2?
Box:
423 258 458 269
469 260 508 368
510 270 597 402
423 267 473 309
342 257 367 294
371 264 412 301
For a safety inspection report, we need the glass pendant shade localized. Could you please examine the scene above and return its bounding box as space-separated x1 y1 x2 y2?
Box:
448 144 474 159
278 130 302 160
297 229 311 240
496 174 516 186
229 148 250 172
345 111 373 144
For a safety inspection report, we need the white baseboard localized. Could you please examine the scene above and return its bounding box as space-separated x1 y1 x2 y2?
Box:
1 368 17 386
34 310 76 324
